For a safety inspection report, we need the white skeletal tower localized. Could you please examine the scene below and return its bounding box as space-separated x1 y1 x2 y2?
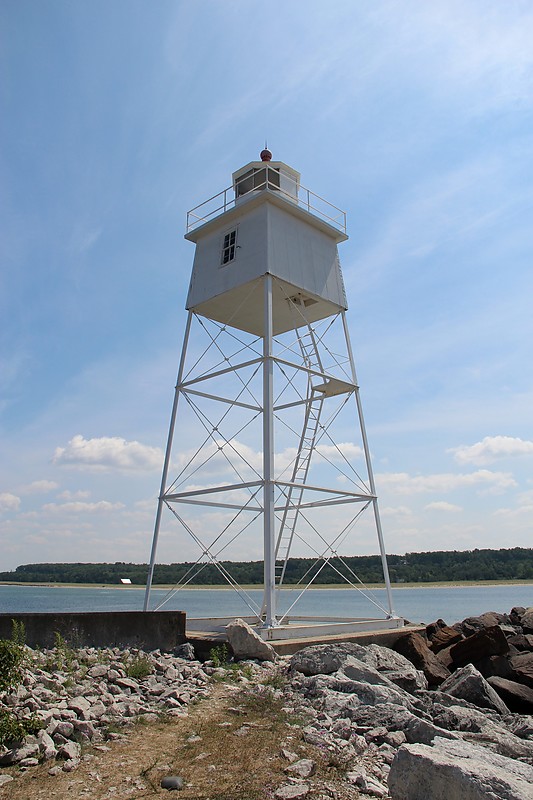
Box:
144 150 399 637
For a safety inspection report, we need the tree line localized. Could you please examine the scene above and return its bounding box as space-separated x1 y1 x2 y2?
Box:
0 547 532 585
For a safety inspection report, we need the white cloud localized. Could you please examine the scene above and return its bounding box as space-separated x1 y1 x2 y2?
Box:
53 435 164 472
449 436 533 466
0 492 20 512
19 480 59 495
425 501 463 513
42 501 125 514
380 506 413 517
56 490 91 500
377 469 516 495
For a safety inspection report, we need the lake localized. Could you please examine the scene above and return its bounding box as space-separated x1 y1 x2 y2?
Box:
1 583 531 626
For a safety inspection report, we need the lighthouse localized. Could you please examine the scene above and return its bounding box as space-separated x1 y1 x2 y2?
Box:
144 150 400 638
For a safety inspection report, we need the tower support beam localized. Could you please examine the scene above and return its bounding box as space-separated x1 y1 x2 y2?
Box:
262 275 276 626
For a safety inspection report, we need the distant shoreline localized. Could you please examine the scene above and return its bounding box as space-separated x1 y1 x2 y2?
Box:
1 579 533 591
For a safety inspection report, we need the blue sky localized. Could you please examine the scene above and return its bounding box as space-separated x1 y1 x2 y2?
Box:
1 0 532 572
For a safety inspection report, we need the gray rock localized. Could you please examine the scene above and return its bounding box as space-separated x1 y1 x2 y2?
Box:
274 782 310 799
388 736 533 800
173 643 196 660
0 775 14 787
339 655 399 688
0 735 40 765
290 642 370 675
37 729 57 760
57 740 81 761
226 618 276 662
160 775 184 790
285 758 316 778
361 643 428 693
440 663 510 715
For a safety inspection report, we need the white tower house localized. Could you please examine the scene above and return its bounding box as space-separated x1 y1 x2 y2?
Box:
144 150 400 638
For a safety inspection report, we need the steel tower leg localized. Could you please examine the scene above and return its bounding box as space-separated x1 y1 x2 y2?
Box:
143 311 193 611
341 312 396 617
262 275 276 627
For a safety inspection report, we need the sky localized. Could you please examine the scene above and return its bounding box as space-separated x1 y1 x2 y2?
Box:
1 0 532 573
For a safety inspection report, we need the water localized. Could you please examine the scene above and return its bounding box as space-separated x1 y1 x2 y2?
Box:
1 583 532 625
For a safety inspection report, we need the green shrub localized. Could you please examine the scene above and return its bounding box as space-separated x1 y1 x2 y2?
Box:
0 710 41 748
0 639 26 693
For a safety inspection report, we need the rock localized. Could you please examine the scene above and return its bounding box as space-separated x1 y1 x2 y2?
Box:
402 717 460 746
37 729 57 760
356 774 389 797
449 624 510 668
173 643 196 660
507 634 533 652
274 783 310 799
284 758 316 778
388 736 533 800
339 656 399 688
488 676 533 714
439 664 510 715
0 735 40 765
428 626 463 653
87 665 108 678
226 619 276 662
57 740 81 761
0 775 14 787
510 607 526 625
509 652 533 689
354 643 428 693
67 696 92 718
473 654 513 681
290 643 364 675
53 720 74 738
160 775 184 790
393 632 451 686
521 608 533 634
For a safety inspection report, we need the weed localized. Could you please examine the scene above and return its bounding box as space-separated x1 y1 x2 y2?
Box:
262 670 287 690
0 638 42 746
0 639 26 693
124 653 153 680
209 643 229 667
11 619 26 646
53 631 76 671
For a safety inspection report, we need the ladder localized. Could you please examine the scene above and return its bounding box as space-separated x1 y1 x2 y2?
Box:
274 325 325 588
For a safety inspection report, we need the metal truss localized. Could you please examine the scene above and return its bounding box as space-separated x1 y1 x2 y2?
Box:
144 276 395 626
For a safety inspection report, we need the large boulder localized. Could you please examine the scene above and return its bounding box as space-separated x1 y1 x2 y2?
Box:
521 608 533 635
509 651 533 689
429 625 463 653
393 632 451 686
439 664 510 715
488 676 533 714
290 643 368 676
388 736 533 800
449 624 509 668
225 619 276 662
343 643 428 693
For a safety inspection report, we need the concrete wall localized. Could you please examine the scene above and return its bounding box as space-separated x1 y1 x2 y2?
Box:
0 611 186 651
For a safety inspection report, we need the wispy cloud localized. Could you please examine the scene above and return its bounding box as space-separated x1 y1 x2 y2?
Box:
19 480 59 495
377 469 516 495
42 500 124 514
425 501 463 513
